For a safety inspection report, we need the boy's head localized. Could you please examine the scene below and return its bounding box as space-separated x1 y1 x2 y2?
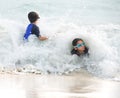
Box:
28 11 40 23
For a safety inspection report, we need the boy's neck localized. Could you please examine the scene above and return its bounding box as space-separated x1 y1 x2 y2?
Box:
31 21 37 25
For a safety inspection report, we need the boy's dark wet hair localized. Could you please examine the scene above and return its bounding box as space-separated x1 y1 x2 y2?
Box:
72 38 83 46
28 11 40 23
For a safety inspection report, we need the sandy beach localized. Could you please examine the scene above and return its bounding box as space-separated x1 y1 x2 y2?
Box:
0 71 120 98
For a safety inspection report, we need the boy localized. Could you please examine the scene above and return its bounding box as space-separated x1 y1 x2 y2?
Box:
71 38 89 56
24 11 48 41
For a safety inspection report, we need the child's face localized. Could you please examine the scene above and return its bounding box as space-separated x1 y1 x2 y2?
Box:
34 19 39 24
75 40 85 51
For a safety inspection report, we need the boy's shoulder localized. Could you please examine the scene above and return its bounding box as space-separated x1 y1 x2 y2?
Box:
32 23 37 27
31 24 39 29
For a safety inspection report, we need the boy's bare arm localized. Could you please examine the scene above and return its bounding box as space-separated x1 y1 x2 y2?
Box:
39 36 48 41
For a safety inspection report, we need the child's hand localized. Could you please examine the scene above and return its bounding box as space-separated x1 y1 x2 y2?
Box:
39 36 48 41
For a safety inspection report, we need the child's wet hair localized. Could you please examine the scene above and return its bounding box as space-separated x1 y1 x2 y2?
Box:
28 11 40 23
72 38 84 46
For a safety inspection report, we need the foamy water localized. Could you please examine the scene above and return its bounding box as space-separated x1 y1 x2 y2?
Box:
0 0 120 80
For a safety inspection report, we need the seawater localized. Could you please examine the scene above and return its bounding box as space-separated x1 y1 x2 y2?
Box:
0 0 120 80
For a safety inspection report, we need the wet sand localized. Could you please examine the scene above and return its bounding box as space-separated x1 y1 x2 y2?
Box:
0 71 120 98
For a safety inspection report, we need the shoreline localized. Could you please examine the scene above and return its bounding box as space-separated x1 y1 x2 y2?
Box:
0 72 120 98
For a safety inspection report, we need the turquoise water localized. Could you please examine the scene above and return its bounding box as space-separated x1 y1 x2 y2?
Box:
1 0 120 24
0 0 120 80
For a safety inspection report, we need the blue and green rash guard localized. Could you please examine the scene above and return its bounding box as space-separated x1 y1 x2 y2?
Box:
24 24 41 40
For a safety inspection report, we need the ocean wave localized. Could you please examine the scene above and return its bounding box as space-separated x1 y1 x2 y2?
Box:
0 19 120 80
